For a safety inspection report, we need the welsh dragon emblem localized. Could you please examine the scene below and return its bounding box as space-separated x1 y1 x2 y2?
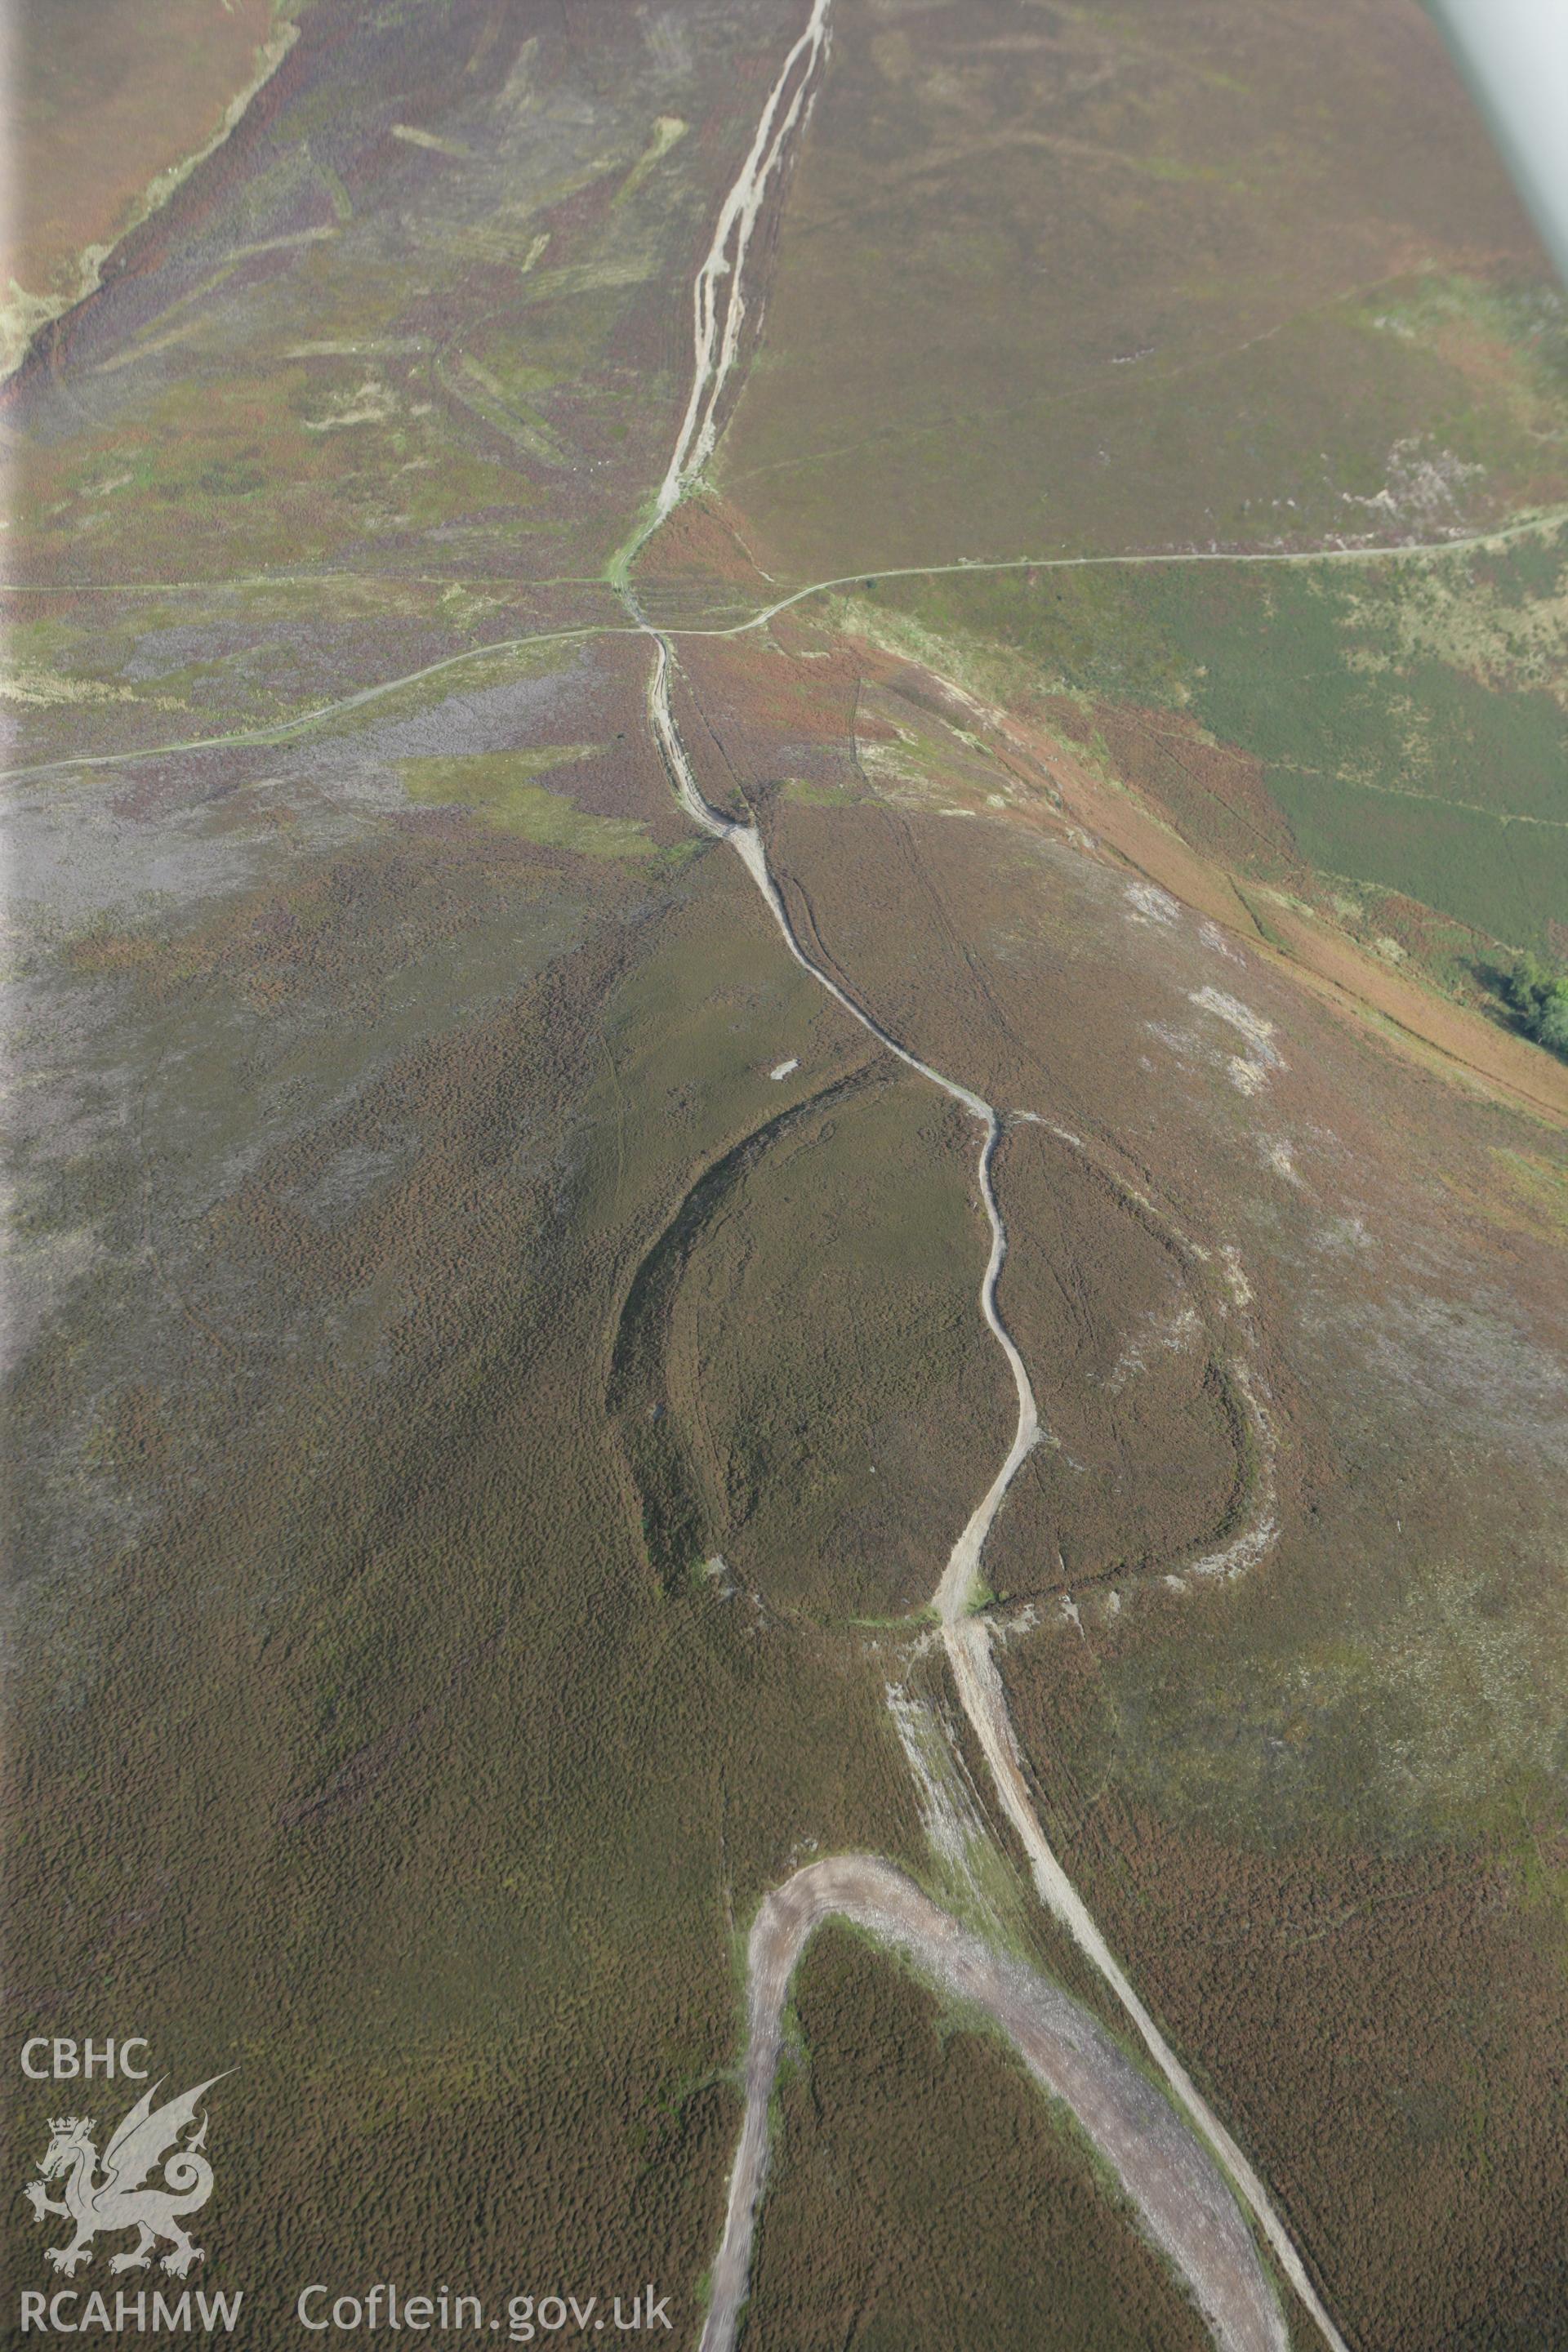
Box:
23 2076 228 2278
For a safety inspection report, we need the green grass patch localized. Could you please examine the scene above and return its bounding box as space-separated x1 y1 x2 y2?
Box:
399 748 653 856
778 777 862 807
863 524 1568 951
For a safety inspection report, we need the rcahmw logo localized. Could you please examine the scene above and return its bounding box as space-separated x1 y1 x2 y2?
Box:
17 2046 241 2335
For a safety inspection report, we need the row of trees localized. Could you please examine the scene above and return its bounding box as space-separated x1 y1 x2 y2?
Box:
1505 954 1568 1056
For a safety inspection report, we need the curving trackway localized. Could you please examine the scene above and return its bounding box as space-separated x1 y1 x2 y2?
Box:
697 1855 1288 2352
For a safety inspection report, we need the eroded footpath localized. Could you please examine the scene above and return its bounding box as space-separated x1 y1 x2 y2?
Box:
698 1855 1289 2352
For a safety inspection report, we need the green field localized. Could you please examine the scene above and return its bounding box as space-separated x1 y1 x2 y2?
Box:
854 519 1568 956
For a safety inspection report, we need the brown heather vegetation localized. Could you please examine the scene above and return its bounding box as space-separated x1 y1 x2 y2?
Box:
9 0 1568 2343
4 833 945 2337
718 0 1561 575
984 1123 1250 1602
2 0 282 354
615 1073 1011 1621
743 1925 1213 2352
1003 1625 1568 2349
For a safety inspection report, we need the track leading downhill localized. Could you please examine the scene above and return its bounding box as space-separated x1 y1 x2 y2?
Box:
630 7 1348 2348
